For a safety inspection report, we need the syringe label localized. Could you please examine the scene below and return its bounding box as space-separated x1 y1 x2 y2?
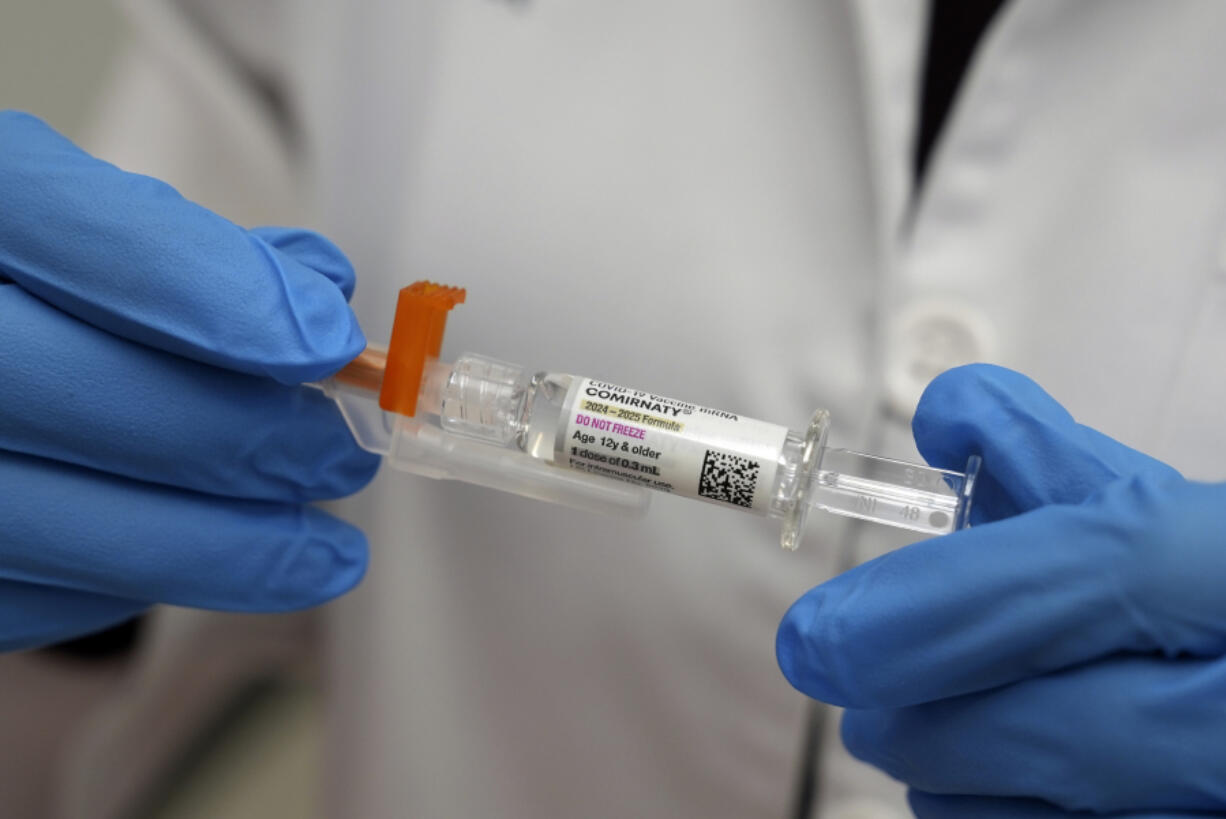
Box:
558 378 789 514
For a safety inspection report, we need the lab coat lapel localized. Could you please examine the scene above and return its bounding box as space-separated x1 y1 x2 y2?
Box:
845 0 926 257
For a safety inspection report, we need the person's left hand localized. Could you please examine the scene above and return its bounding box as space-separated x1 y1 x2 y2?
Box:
776 364 1226 817
0 111 380 650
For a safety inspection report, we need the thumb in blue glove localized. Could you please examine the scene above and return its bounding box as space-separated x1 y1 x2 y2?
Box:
776 364 1226 816
0 111 380 650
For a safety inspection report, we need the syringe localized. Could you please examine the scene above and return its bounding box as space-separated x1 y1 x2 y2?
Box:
319 282 979 550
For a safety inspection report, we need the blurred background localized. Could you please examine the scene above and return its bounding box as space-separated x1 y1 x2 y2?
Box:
1 2 123 139
1 6 324 817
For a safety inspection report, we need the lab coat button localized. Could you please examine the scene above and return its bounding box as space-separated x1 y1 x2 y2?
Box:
885 298 995 418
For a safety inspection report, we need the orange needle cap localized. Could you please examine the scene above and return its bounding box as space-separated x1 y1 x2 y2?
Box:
378 281 467 417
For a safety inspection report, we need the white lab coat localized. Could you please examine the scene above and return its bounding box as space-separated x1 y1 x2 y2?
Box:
79 1 1226 817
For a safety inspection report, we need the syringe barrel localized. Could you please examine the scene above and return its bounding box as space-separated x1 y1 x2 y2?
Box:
435 355 796 517
330 351 979 549
321 355 652 519
434 355 981 549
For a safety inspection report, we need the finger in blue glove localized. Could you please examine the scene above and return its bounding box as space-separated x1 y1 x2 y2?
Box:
777 364 1226 813
0 112 380 649
908 789 1209 819
0 110 363 384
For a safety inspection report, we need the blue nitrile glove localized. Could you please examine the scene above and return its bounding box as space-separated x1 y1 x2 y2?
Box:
777 364 1226 817
0 111 380 651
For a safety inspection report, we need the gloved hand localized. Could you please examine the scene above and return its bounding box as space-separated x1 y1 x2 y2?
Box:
0 111 380 651
777 364 1226 817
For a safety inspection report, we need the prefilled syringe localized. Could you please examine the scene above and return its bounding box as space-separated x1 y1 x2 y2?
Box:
320 282 979 550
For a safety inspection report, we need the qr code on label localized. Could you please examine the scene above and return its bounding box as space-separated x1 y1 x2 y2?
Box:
698 449 760 509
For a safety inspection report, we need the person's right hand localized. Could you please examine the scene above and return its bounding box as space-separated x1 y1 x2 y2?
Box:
0 111 380 651
777 365 1226 816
